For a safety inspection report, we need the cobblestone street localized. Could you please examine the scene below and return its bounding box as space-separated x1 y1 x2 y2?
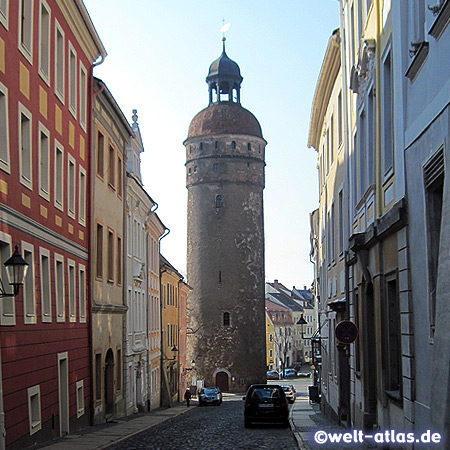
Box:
108 394 297 450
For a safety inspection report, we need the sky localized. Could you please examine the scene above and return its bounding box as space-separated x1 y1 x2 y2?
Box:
83 0 339 289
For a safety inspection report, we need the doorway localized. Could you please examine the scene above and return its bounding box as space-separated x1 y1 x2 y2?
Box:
58 353 69 436
215 371 229 392
104 349 114 417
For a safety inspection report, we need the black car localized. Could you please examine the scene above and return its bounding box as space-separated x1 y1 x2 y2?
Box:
243 384 290 427
198 387 222 406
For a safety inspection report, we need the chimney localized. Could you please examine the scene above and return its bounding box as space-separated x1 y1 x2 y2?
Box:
274 279 279 289
303 285 307 290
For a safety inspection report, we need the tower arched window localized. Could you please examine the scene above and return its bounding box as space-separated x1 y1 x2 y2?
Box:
200 142 203 150
215 195 223 208
223 312 230 326
248 143 251 151
231 141 236 150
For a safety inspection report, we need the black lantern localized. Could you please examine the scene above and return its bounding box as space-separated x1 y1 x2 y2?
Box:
1 245 29 297
297 313 308 338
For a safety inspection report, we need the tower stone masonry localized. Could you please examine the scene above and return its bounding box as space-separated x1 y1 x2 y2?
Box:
184 39 267 392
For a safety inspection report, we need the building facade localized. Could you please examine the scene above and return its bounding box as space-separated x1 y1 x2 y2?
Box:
91 78 131 424
0 1 105 447
184 40 267 392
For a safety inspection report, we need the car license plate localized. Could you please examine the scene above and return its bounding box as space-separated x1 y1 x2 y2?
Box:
258 403 273 408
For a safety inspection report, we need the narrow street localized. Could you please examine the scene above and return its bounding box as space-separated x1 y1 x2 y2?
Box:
109 392 297 450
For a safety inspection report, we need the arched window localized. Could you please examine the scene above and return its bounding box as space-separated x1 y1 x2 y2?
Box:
223 312 230 326
231 141 236 150
215 195 223 208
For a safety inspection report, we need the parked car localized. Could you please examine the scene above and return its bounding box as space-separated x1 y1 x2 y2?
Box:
282 368 297 378
297 371 311 378
198 387 222 406
281 384 296 403
266 370 280 380
243 384 290 427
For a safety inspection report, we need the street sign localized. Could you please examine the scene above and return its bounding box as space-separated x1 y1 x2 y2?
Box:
335 320 358 344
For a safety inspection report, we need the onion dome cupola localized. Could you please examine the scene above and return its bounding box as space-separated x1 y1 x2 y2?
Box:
206 38 243 105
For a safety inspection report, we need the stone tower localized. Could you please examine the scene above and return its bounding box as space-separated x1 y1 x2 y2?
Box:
184 39 267 392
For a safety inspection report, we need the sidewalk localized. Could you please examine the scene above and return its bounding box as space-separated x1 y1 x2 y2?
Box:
38 401 196 450
290 392 376 449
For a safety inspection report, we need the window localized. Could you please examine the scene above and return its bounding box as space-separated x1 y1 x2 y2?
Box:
79 167 86 225
381 47 393 177
0 0 9 29
19 103 32 189
38 122 50 200
55 254 65 322
76 380 84 417
68 43 77 116
116 349 121 391
38 0 51 83
97 131 104 178
337 91 343 147
108 145 115 188
95 353 101 400
358 109 367 198
231 141 236 150
223 312 230 326
18 0 33 63
367 87 375 186
331 203 336 262
67 155 76 218
326 128 330 172
330 114 334 165
213 163 219 171
384 276 401 394
68 259 76 322
0 233 14 325
248 143 251 151
40 247 51 322
27 385 41 435
117 155 123 198
338 190 344 254
22 242 36 324
215 195 223 208
218 270 222 284
54 21 65 102
54 140 64 210
79 63 87 130
96 223 103 279
424 147 444 340
117 236 122 285
79 264 86 322
0 82 10 173
107 229 114 282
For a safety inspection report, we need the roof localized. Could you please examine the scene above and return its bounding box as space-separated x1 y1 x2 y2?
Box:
186 102 264 140
206 48 242 82
267 292 304 312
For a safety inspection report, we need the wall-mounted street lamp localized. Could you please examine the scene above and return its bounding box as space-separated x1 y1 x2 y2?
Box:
297 314 308 338
0 246 28 298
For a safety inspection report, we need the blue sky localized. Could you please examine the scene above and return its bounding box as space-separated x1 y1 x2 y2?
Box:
83 0 339 289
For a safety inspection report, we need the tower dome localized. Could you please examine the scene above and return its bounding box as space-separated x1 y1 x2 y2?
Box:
206 39 243 105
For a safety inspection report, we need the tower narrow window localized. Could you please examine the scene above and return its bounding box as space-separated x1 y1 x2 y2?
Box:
248 143 251 151
215 141 219 149
215 195 223 208
218 271 222 284
223 312 230 326
231 141 236 150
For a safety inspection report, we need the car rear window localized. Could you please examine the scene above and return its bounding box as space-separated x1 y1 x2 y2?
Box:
250 387 281 400
203 388 217 394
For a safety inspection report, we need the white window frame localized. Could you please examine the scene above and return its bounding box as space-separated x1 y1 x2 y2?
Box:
39 247 51 322
79 264 86 323
38 122 50 201
67 154 76 219
18 0 34 64
55 253 65 322
54 139 64 211
0 0 9 29
18 102 33 190
27 385 42 435
0 232 14 325
76 380 84 418
78 166 86 226
68 259 76 322
0 81 10 173
38 0 51 85
22 241 36 324
79 62 87 131
68 42 77 118
54 20 65 104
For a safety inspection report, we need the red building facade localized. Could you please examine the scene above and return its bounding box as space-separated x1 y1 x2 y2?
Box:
0 1 105 447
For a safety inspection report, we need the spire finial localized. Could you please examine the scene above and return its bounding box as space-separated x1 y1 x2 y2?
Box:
132 109 138 125
220 21 230 53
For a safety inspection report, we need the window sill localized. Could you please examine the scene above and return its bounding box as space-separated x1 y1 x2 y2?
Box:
429 0 450 40
405 42 429 81
385 389 403 404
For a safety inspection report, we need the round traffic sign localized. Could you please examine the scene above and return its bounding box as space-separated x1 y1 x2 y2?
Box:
335 320 358 344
